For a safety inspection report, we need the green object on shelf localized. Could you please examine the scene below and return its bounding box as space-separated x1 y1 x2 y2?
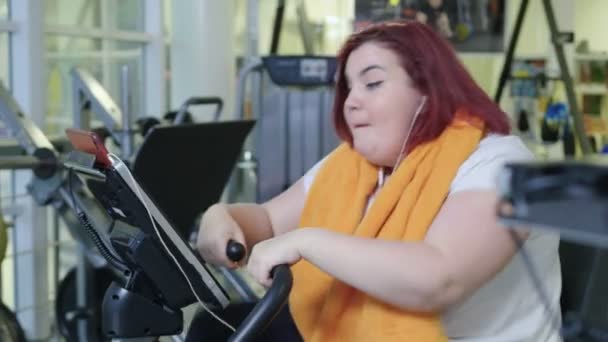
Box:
589 61 606 83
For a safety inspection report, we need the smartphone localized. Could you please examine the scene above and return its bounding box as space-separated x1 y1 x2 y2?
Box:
65 128 112 168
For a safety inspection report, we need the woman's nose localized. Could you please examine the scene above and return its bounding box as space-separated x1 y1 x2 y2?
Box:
344 90 360 112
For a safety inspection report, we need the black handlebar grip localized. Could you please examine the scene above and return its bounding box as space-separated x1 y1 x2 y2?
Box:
228 264 293 342
226 239 246 262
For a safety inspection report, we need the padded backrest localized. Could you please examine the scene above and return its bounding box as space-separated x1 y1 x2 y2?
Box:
255 78 339 202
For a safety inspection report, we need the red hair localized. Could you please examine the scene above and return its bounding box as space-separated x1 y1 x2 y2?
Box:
333 21 510 151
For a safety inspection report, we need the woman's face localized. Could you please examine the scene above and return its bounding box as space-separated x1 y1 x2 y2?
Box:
343 42 425 167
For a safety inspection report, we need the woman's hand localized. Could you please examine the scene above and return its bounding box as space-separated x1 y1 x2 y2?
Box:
247 229 315 287
197 204 247 269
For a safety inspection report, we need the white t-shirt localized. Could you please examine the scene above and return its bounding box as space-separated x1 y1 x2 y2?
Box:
302 134 562 342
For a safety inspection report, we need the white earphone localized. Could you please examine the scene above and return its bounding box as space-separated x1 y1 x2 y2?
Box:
391 95 427 172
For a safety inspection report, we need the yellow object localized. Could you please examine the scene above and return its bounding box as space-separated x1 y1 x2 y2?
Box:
537 95 549 114
389 0 400 6
455 23 471 41
290 111 484 341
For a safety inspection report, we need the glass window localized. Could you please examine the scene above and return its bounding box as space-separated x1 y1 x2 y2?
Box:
45 35 103 134
0 33 8 87
234 0 353 57
0 0 7 19
44 0 101 29
45 36 145 135
106 41 145 121
45 0 144 31
112 0 144 32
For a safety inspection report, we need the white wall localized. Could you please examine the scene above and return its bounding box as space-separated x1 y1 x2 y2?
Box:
170 0 235 119
575 0 608 52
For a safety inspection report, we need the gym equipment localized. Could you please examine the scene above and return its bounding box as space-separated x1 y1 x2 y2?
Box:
0 75 257 340
132 121 253 238
64 130 293 339
137 96 223 138
0 81 81 340
497 158 608 341
0 178 24 342
0 78 119 341
66 68 248 340
54 266 114 341
0 302 25 342
229 55 339 203
498 158 608 248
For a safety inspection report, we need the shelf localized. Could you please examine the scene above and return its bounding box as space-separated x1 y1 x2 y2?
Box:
575 53 608 61
576 84 608 95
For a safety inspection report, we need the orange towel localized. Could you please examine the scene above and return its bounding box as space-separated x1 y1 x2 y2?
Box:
290 111 484 341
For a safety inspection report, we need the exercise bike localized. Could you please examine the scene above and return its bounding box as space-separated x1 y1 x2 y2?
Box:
63 128 293 341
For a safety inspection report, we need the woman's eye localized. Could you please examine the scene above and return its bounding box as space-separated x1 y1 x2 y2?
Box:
366 81 383 89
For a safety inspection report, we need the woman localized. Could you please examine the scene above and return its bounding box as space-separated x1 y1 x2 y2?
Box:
193 21 561 341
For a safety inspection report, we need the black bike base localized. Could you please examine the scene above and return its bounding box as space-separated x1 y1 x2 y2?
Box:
102 282 182 338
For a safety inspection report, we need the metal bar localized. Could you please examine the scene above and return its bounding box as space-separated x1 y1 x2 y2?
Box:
246 0 258 59
296 0 314 55
219 268 259 302
0 156 42 170
71 68 123 141
0 82 55 155
542 0 592 155
233 59 263 120
494 0 529 103
120 65 134 159
45 25 154 43
269 0 285 54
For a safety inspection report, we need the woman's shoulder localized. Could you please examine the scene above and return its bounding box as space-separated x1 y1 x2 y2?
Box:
474 134 534 160
449 134 535 194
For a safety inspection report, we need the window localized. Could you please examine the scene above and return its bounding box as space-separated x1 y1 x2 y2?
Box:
44 37 145 134
44 0 150 134
44 0 144 31
234 0 354 57
0 0 7 20
0 2 165 335
106 40 145 119
45 36 103 134
113 0 144 32
0 0 9 86
44 0 101 29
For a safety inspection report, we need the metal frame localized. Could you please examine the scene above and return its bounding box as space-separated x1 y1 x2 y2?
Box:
494 0 592 155
45 25 154 42
7 2 49 340
71 68 123 137
1 0 167 339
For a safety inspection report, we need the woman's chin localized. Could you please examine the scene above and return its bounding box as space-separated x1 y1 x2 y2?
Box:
353 143 392 167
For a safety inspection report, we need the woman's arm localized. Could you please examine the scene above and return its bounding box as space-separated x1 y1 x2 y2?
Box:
248 190 528 313
221 177 308 250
